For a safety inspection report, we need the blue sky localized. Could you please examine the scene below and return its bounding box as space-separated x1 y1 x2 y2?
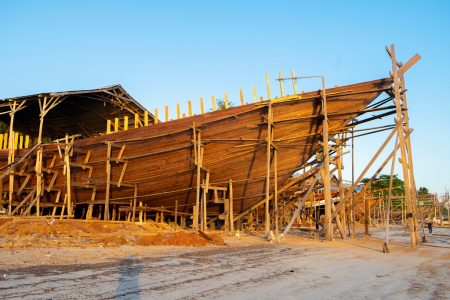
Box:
1 1 449 194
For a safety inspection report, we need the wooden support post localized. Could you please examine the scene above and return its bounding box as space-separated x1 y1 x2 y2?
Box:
176 103 181 119
336 138 346 236
154 108 159 124
283 175 319 235
135 113 140 128
253 87 257 103
265 73 272 100
114 117 119 132
174 199 178 230
7 101 16 215
193 128 202 230
132 184 137 222
106 119 111 133
202 172 209 231
142 111 148 126
211 96 216 111
165 106 169 122
64 135 73 217
274 149 279 237
364 192 369 235
278 72 284 97
265 100 272 234
104 141 112 220
3 133 8 150
123 116 129 130
224 93 229 109
388 44 418 247
321 79 333 242
19 135 23 149
229 179 234 232
239 89 244 105
199 97 204 114
291 69 298 94
188 100 192 117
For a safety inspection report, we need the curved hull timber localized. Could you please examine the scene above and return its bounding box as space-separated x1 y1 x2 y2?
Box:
2 77 393 218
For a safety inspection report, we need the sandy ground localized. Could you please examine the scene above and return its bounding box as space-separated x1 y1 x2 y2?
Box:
0 225 449 299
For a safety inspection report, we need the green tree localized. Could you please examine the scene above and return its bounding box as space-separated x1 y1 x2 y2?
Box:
362 174 405 196
215 98 234 110
418 187 429 195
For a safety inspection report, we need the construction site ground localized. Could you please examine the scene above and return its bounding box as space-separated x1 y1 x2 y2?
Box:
0 219 449 299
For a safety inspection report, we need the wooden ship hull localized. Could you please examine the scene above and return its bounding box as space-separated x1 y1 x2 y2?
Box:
0 77 393 222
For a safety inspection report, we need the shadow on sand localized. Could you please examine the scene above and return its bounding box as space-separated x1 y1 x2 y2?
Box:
115 256 143 299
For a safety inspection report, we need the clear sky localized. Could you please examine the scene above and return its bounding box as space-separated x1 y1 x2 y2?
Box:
1 1 449 194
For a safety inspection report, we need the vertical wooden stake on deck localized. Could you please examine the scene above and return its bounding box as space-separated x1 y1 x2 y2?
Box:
135 113 139 128
199 97 204 114
165 106 169 122
265 73 272 100
154 108 159 124
144 111 149 126
188 100 192 117
176 103 181 119
291 69 298 94
211 96 216 111
239 89 244 106
104 141 112 220
253 87 257 103
224 93 229 109
278 72 284 97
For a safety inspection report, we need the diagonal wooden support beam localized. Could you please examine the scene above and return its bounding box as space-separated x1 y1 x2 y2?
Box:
282 175 319 236
233 162 323 222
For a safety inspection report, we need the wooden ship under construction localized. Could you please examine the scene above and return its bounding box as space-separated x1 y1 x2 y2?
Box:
0 46 422 245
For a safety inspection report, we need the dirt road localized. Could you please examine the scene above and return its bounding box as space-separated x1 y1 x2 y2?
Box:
0 229 449 299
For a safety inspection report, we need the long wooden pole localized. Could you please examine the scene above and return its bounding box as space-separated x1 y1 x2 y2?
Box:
104 141 112 220
321 79 333 242
274 149 279 237
7 101 16 215
229 179 234 232
265 101 272 234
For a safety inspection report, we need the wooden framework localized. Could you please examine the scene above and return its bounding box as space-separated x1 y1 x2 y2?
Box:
0 46 421 246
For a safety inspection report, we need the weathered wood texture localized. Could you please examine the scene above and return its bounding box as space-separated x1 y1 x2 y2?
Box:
1 78 392 217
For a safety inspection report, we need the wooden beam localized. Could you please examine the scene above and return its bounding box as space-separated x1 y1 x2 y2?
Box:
282 175 318 235
229 179 234 232
398 54 421 77
265 100 272 234
321 83 333 241
104 141 112 220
